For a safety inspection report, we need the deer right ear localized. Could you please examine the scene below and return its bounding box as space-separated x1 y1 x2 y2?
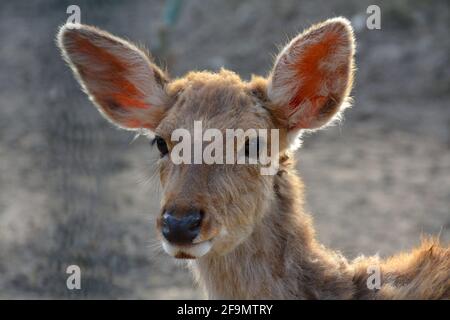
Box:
267 18 355 134
57 24 169 131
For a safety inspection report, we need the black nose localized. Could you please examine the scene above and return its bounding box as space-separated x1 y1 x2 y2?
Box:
161 210 203 245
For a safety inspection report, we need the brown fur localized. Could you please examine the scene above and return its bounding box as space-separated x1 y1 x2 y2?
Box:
58 18 450 299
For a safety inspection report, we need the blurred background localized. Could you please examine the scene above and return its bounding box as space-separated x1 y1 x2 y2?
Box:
0 0 449 299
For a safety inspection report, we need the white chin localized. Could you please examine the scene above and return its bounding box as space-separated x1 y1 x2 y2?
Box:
161 239 213 259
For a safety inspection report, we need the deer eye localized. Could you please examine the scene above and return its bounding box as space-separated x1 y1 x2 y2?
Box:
152 136 169 157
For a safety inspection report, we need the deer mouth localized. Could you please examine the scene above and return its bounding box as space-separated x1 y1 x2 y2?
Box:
161 239 213 259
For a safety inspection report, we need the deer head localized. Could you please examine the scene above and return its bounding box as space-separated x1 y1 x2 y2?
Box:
57 17 355 260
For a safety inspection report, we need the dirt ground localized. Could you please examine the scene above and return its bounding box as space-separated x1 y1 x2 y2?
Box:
0 0 449 299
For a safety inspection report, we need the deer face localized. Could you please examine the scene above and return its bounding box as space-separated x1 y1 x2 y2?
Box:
58 18 355 259
154 72 278 258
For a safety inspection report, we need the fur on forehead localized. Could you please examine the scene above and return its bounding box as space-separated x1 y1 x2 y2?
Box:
157 70 274 135
167 69 249 98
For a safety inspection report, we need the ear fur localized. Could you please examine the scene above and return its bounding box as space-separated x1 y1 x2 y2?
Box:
57 23 169 131
268 17 355 134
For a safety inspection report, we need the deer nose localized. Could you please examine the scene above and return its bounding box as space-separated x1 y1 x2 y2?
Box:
161 210 203 245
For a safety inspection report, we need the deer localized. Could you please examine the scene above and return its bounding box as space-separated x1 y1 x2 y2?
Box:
57 17 449 299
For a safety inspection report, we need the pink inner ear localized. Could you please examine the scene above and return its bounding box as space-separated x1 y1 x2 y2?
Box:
287 31 348 129
70 33 151 113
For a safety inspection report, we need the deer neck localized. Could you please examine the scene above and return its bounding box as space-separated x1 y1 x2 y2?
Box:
191 162 355 299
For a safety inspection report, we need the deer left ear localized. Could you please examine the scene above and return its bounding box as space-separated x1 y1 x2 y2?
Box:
57 24 169 131
267 17 355 131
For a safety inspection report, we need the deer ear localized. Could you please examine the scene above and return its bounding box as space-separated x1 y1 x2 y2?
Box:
268 17 355 131
57 24 169 131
